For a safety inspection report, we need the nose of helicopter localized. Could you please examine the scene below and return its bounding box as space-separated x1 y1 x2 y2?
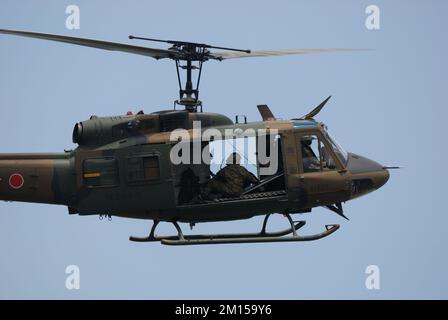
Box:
371 167 390 190
346 153 390 198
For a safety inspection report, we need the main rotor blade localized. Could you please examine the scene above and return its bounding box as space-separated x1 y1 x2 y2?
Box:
210 48 369 60
0 29 182 60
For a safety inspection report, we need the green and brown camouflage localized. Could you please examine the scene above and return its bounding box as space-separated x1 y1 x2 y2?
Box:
0 29 390 244
0 104 389 224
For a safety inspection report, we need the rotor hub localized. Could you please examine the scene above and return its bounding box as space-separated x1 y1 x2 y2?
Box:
129 35 250 112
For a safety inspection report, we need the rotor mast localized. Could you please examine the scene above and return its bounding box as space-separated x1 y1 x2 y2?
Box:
129 35 250 112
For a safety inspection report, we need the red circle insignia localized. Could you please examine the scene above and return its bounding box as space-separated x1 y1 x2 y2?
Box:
9 173 24 189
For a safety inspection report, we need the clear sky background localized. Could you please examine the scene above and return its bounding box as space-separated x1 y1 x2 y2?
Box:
0 0 446 299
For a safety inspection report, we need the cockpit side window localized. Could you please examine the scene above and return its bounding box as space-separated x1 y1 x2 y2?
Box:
300 134 338 173
321 144 338 170
301 135 321 172
323 130 349 166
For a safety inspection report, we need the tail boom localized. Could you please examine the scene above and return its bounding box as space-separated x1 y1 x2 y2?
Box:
0 153 73 205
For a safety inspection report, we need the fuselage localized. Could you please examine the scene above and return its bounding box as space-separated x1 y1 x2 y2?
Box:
0 111 389 223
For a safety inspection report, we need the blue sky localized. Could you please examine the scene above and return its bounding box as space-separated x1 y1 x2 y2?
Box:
0 0 447 299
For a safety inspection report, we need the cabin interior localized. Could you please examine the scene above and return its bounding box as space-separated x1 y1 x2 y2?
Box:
173 135 286 206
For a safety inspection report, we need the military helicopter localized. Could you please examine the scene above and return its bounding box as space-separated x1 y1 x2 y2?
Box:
0 29 394 245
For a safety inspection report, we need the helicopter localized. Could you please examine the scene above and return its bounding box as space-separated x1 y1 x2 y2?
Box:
0 29 395 245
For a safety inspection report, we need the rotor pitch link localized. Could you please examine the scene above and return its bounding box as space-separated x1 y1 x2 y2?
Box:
161 224 339 246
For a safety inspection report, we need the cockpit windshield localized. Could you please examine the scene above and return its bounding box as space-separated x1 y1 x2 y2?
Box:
323 129 349 166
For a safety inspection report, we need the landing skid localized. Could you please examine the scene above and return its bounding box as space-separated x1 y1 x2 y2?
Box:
129 213 340 246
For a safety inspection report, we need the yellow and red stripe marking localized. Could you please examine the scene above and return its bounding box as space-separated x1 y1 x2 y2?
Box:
83 172 101 178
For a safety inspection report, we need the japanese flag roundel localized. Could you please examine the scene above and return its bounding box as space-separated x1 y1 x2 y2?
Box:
9 173 24 189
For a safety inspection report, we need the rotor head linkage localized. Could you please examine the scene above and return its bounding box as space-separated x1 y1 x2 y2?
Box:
129 35 251 112
128 35 251 61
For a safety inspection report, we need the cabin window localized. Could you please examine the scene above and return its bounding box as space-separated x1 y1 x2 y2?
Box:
83 158 119 187
300 135 337 172
127 155 160 182
140 118 157 131
208 137 257 176
112 123 127 138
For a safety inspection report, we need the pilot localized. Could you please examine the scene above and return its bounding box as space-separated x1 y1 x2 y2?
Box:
301 138 321 172
201 152 259 199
